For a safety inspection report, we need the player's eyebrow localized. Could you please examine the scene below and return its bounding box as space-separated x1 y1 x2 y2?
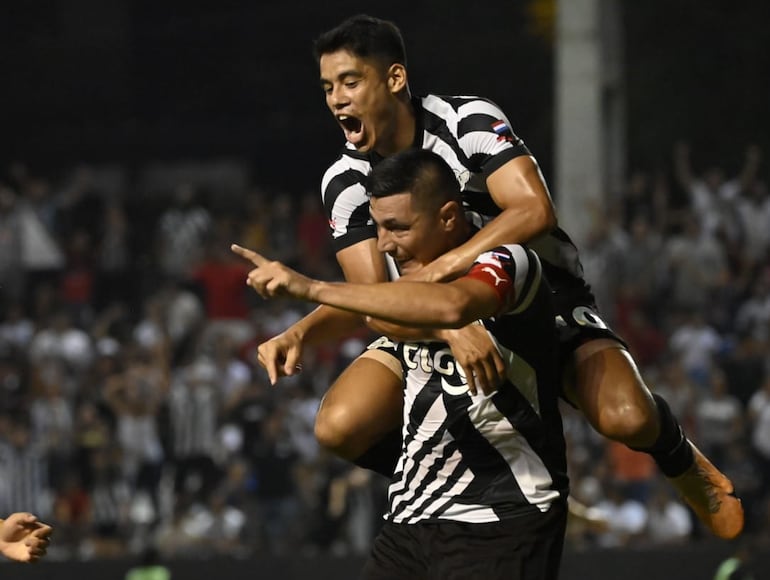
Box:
371 212 407 229
320 70 363 86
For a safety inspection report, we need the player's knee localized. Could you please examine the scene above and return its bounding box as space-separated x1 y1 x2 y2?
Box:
595 401 657 446
314 405 357 456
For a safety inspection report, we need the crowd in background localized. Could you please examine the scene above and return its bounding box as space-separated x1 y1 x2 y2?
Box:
0 142 768 561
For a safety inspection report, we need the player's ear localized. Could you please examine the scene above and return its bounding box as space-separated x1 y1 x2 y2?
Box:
439 201 461 231
387 63 408 94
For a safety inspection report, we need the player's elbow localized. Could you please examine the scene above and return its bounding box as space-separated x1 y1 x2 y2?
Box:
534 196 558 233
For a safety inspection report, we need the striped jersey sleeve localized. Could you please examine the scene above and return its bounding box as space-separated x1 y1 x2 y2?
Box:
464 244 543 316
320 150 374 252
420 95 531 180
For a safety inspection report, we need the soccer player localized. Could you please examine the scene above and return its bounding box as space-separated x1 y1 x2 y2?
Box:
257 14 743 539
0 512 52 563
234 149 568 579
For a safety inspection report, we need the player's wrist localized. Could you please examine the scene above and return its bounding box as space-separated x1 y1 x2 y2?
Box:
435 327 458 342
285 320 308 342
305 280 324 303
442 249 474 281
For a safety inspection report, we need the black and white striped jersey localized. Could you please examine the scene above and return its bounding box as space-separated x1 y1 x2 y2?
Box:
368 244 568 524
321 94 587 295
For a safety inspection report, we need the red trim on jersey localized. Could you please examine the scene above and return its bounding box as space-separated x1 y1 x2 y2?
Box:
464 262 514 311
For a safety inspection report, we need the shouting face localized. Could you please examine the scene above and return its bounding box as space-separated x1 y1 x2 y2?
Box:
319 50 405 154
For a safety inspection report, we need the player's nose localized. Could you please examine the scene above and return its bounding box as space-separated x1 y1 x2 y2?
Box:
376 232 395 254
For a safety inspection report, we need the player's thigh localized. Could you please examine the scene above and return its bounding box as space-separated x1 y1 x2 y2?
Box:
565 339 659 446
317 349 403 439
570 339 652 403
552 298 646 407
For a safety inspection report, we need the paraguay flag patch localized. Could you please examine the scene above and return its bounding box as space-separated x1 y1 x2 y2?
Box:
491 119 514 142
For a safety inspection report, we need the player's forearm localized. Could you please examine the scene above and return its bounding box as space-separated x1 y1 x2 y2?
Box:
448 209 552 272
308 281 479 328
285 304 366 345
421 205 554 283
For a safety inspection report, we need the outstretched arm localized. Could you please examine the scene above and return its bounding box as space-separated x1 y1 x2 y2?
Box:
232 244 500 329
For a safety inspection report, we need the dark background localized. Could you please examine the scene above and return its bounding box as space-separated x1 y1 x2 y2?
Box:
1 0 768 192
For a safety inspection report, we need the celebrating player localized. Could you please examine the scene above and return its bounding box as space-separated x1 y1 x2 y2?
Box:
256 14 742 540
235 149 568 579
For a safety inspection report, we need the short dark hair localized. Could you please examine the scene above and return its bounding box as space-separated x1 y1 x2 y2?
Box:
366 149 461 212
314 14 407 67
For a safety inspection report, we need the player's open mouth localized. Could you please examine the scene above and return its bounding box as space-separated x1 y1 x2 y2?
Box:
338 115 365 145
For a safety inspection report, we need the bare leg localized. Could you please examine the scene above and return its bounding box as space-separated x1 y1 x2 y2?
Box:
563 339 659 448
315 352 403 463
564 338 744 540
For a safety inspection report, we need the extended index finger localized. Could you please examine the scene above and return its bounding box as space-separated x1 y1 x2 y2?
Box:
231 243 267 266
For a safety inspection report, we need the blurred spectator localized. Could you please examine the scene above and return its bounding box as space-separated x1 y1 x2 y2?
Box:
211 332 252 406
51 470 90 556
644 483 692 545
672 142 759 239
59 228 96 326
29 370 75 490
224 377 272 463
734 274 770 343
251 406 301 555
669 309 724 388
721 332 767 408
194 491 249 558
325 464 384 556
84 447 132 559
95 202 134 311
191 239 253 347
605 441 656 503
28 309 95 383
168 357 222 508
103 344 168 522
694 369 744 465
155 183 212 281
661 214 729 314
72 400 112 491
0 419 50 520
0 356 25 417
0 301 35 355
594 481 648 548
617 214 665 315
